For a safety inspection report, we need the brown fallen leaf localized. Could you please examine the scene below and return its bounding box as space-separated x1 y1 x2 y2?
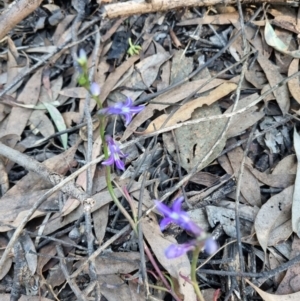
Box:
98 274 145 301
288 59 300 104
102 55 140 102
257 53 290 114
226 146 261 207
163 101 227 172
94 252 140 275
177 13 239 26
254 185 294 253
0 68 43 148
246 278 300 301
143 82 237 134
0 142 79 232
276 237 300 294
248 167 295 188
122 78 226 141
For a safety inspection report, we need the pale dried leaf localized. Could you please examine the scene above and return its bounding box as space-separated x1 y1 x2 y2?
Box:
206 202 258 238
93 204 109 244
20 233 37 274
98 274 145 301
59 87 86 98
144 82 237 134
276 237 300 294
255 185 294 252
246 279 300 301
265 19 300 58
0 68 43 146
292 128 300 236
163 102 227 172
249 167 295 188
29 110 55 138
95 252 140 275
288 59 300 104
123 51 171 101
273 154 297 175
122 78 225 141
227 147 261 206
43 102 67 149
0 250 12 280
170 50 193 84
0 144 78 232
177 13 239 26
257 53 290 114
101 55 140 102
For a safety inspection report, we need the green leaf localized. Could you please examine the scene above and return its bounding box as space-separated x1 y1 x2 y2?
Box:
43 102 68 149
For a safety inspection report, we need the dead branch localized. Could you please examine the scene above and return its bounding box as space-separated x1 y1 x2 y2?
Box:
0 142 88 203
103 0 299 19
0 0 43 41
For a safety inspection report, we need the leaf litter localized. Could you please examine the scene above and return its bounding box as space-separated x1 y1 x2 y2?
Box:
1 1 300 301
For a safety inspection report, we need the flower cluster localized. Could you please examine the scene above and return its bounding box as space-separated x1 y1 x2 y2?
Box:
77 49 144 172
155 197 217 258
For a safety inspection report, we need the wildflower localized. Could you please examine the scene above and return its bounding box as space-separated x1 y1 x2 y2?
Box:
102 136 127 171
165 242 196 259
77 49 87 66
155 197 202 236
90 82 101 96
98 97 144 126
204 238 218 254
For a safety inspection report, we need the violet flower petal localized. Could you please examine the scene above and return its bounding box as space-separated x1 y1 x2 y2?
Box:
90 82 101 96
159 217 173 231
165 243 195 259
204 238 218 255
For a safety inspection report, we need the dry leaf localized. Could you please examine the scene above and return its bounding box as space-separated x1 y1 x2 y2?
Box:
95 252 140 275
98 274 145 301
226 146 261 207
257 53 290 114
246 279 300 301
276 236 300 294
292 128 300 236
163 102 227 172
0 68 43 147
265 19 300 58
288 59 300 104
143 82 237 134
206 202 258 238
254 185 294 252
122 78 225 141
248 167 295 188
171 50 193 84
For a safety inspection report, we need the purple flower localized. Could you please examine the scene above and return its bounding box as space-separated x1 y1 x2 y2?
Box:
102 136 127 171
77 49 87 66
204 238 218 255
90 82 101 96
155 197 202 236
98 97 144 126
165 242 196 259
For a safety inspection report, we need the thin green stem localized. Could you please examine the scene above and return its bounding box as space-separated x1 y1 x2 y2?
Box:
191 247 205 301
97 114 137 233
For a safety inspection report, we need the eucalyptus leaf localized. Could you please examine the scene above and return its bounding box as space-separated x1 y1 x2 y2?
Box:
43 102 68 149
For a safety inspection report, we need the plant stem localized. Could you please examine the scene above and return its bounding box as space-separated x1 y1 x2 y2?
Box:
191 247 205 301
98 115 137 232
